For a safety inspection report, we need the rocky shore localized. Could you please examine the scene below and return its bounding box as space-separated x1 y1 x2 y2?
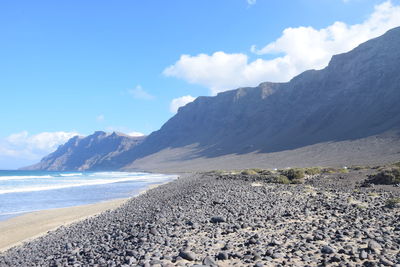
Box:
1 168 399 267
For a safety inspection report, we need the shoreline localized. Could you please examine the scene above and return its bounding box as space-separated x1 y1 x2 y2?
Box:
0 178 176 253
1 169 399 266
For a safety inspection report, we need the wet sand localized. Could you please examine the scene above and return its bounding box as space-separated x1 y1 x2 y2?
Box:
0 180 174 253
0 198 128 252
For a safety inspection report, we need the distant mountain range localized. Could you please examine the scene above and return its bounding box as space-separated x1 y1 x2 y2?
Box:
23 132 144 171
25 27 400 171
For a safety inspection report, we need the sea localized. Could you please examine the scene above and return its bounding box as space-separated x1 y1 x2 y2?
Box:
0 170 177 221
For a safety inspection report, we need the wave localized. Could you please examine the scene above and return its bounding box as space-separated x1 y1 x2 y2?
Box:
0 175 54 181
0 175 175 195
0 210 40 216
88 171 147 177
59 173 83 177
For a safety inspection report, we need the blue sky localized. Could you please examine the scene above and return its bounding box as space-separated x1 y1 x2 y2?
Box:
1 0 400 169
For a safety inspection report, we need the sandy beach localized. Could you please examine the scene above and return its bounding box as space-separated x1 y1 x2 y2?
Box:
0 198 128 253
0 168 399 266
0 180 172 253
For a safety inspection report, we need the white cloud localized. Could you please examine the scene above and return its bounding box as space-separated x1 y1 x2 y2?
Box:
170 95 196 113
0 131 79 168
128 132 145 137
164 52 294 95
164 1 400 95
105 126 145 136
128 85 154 100
96 114 105 122
247 0 256 5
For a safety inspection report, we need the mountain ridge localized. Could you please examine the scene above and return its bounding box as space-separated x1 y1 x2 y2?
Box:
25 27 400 171
22 131 145 171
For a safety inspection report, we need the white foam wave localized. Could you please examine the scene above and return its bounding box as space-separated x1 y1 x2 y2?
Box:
0 175 54 181
0 210 39 216
88 171 146 177
0 175 174 195
59 173 82 177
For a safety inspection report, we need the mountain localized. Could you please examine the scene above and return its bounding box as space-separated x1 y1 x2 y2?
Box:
26 27 400 171
23 131 145 171
119 27 400 171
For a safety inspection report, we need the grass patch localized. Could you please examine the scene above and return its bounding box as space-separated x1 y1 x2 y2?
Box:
321 167 349 174
271 175 291 184
367 167 400 185
392 162 400 168
241 168 273 176
321 167 337 174
241 169 259 176
303 167 322 175
277 168 306 184
350 165 367 170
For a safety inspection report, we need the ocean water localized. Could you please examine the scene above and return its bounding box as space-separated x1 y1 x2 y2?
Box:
0 170 177 221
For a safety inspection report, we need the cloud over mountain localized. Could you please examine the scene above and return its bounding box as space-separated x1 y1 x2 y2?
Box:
0 131 79 169
164 1 400 95
170 95 196 113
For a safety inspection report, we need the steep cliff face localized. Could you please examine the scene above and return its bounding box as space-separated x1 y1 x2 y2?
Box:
23 131 145 171
26 27 400 171
124 26 400 163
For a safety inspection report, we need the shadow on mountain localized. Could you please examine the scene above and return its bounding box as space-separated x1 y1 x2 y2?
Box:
25 27 400 171
122 27 400 164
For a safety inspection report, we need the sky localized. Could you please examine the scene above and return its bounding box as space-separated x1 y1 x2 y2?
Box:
1 0 400 169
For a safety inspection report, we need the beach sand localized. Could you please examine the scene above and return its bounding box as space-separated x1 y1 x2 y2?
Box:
0 198 128 252
0 180 174 253
0 170 399 266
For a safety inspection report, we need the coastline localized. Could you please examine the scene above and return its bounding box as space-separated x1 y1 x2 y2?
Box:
0 178 176 253
1 170 399 266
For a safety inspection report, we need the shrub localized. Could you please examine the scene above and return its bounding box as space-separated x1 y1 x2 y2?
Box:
258 169 273 175
272 175 291 184
385 197 400 208
260 174 291 184
241 169 259 175
392 162 400 168
367 167 400 185
210 170 225 174
249 168 263 173
280 168 305 180
321 167 348 174
321 168 337 174
303 167 321 175
350 165 367 170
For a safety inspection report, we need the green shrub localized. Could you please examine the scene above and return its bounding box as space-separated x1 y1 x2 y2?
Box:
241 169 259 175
303 167 321 175
350 165 367 170
280 168 305 180
338 168 349 173
290 178 304 184
367 167 400 185
321 168 337 174
210 170 224 174
258 169 273 175
273 175 291 184
392 162 400 168
249 168 263 173
321 167 348 174
385 197 400 208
